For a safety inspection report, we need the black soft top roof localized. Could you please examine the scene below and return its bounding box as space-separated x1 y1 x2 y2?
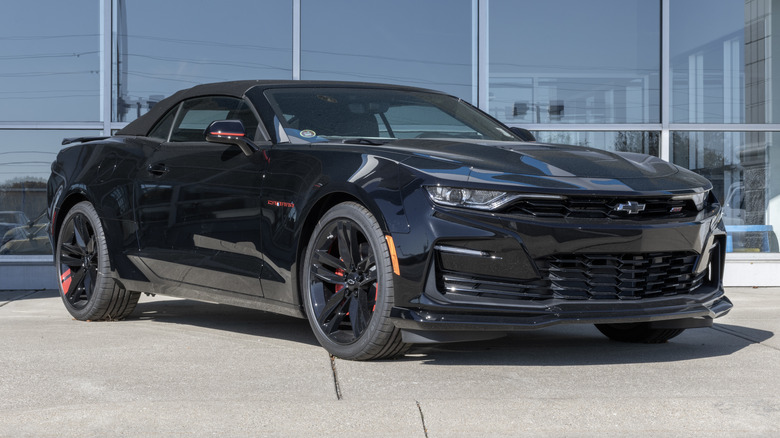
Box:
115 80 440 137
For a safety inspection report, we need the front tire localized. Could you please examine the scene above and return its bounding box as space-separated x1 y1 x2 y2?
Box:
302 202 409 360
595 322 684 344
56 201 140 321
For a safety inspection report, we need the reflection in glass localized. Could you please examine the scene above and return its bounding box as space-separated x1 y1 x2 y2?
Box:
488 0 660 124
670 0 777 124
112 0 292 123
301 0 474 101
672 131 780 253
0 130 99 256
0 0 99 122
533 131 659 157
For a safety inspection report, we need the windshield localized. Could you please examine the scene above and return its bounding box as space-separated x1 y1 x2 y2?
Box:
263 88 518 143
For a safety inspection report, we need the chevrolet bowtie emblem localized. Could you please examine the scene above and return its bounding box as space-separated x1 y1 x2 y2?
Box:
614 201 646 214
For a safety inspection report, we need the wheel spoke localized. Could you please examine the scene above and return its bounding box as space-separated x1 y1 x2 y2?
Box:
59 253 82 268
73 215 90 251
312 249 347 272
311 265 346 285
357 252 375 273
322 298 350 335
336 221 360 268
61 242 84 259
86 265 98 298
360 267 377 287
317 289 348 327
350 290 370 338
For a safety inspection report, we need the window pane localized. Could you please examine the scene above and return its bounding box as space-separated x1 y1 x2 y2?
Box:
113 0 292 123
489 0 660 124
301 0 474 101
671 0 777 123
0 130 100 255
672 131 779 253
0 0 100 122
533 131 659 157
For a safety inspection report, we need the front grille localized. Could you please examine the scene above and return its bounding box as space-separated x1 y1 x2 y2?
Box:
539 252 706 300
438 252 707 302
502 196 696 219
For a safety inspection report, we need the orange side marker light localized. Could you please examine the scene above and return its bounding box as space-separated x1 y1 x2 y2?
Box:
385 235 400 276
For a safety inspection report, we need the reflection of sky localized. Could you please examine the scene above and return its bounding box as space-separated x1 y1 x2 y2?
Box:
115 0 293 123
490 0 660 74
488 0 661 124
670 0 743 58
301 0 474 101
0 0 99 121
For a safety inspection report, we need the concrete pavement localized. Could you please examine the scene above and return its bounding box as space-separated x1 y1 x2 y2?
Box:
0 287 778 437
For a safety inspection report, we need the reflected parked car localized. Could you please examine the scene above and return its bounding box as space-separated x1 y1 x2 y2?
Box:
0 223 52 255
48 80 732 360
0 211 28 239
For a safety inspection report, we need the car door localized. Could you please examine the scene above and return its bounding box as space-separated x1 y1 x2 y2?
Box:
134 95 269 297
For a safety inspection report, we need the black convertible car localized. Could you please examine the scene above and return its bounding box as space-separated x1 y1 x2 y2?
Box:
48 80 732 360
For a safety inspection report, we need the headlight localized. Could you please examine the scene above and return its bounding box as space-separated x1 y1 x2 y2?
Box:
425 186 562 211
672 190 709 211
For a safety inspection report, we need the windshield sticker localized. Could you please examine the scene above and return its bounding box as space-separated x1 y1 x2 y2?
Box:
300 130 316 138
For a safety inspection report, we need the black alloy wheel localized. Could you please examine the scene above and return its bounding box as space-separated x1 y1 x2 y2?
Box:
56 201 139 321
302 202 408 360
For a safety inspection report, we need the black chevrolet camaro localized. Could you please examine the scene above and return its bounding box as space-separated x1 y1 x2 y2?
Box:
48 80 732 360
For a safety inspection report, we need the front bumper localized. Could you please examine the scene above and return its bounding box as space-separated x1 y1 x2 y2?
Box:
389 196 731 335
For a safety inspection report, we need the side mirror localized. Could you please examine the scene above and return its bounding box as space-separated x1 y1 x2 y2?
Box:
509 127 536 142
205 120 259 156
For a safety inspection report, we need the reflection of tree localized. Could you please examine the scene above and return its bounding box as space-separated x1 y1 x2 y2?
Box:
544 132 590 147
615 131 659 156
0 177 48 221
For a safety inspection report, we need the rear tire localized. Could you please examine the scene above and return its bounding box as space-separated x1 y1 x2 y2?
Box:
302 202 410 360
56 201 140 321
595 322 684 344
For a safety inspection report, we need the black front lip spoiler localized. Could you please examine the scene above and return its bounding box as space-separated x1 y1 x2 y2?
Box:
390 292 733 332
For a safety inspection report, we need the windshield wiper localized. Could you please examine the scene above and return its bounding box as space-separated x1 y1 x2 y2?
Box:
342 138 389 146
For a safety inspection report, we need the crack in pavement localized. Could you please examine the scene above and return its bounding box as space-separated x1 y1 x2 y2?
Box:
416 400 429 437
329 354 343 400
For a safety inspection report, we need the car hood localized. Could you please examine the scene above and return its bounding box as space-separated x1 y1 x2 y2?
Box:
390 139 712 194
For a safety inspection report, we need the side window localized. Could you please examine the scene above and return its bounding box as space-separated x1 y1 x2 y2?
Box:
168 96 261 142
147 104 179 140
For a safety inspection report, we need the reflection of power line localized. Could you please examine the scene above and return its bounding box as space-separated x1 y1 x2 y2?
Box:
300 68 471 89
124 34 289 53
0 51 98 61
0 34 98 40
0 94 99 101
126 53 289 71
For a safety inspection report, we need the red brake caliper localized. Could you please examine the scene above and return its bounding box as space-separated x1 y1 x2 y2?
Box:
334 269 345 294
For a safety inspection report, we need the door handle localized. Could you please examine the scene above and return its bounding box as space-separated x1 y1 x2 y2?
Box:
147 163 169 176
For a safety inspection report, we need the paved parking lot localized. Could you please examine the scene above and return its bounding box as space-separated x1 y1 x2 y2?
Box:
1 287 778 437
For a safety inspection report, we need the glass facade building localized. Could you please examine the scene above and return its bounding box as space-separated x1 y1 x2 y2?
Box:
1 0 778 286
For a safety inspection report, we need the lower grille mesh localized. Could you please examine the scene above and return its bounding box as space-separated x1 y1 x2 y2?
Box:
439 252 707 301
539 252 706 300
